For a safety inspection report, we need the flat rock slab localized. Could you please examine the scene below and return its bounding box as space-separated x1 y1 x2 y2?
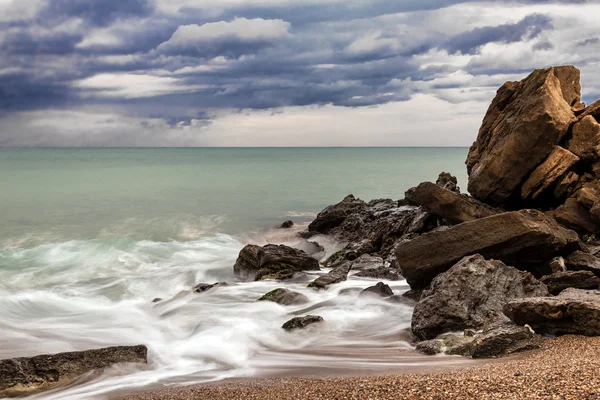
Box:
0 345 148 398
504 288 600 336
406 181 499 224
308 263 351 290
565 250 600 277
540 270 600 295
395 209 578 289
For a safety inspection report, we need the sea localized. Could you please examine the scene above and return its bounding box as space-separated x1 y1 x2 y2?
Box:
0 148 471 399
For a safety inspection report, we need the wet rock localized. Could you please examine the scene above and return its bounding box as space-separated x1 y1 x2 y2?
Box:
361 282 394 298
565 251 600 277
0 345 147 398
540 271 600 295
520 146 579 200
466 66 579 207
293 241 325 258
504 288 600 336
193 282 227 293
349 254 384 270
411 254 549 340
280 220 294 229
233 244 320 282
257 288 310 306
353 266 401 281
152 298 162 303
406 181 499 224
469 324 543 358
396 210 578 289
416 334 474 356
436 172 460 193
308 263 351 290
282 315 324 331
401 289 423 304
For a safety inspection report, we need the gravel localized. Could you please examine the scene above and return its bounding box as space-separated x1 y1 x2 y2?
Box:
120 335 600 400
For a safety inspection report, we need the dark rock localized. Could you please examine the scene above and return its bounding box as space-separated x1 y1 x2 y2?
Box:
257 288 310 306
504 288 600 336
282 315 324 331
308 263 351 290
436 172 460 193
469 324 542 358
466 66 579 207
565 251 600 277
361 282 394 297
349 254 384 270
233 244 320 281
415 334 474 356
406 181 499 224
193 282 227 293
293 241 325 258
353 266 401 281
0 345 147 398
280 220 294 229
401 289 423 303
152 298 162 303
396 210 579 289
411 254 549 340
540 271 600 295
307 194 367 234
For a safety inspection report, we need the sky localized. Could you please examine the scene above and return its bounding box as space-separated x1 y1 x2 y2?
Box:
0 0 599 147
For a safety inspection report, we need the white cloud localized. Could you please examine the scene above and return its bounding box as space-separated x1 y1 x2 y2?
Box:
0 0 42 22
157 18 291 52
74 73 206 98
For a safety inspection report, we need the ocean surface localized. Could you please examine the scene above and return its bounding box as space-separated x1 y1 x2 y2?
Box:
0 148 470 399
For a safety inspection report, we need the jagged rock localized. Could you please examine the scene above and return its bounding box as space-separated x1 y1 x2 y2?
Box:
467 66 579 207
469 324 543 358
0 346 147 398
307 194 367 234
416 334 474 356
504 288 600 336
552 197 599 233
436 172 460 193
406 181 499 224
396 210 578 289
411 255 549 340
565 250 600 277
579 99 600 120
282 315 324 331
540 271 600 295
233 244 320 281
568 115 600 161
353 266 401 281
257 288 310 306
349 254 384 270
521 146 579 200
361 282 394 297
553 171 579 200
280 220 294 229
308 263 351 290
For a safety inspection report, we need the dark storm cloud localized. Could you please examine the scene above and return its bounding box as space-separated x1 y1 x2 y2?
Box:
39 0 154 27
442 14 553 54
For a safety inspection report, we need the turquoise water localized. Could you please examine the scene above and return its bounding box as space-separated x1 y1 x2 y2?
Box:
0 148 468 247
0 147 471 399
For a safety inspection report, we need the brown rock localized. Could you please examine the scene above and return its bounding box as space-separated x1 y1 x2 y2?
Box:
467 66 579 207
411 255 548 340
469 324 543 358
406 181 499 224
565 250 600 277
552 197 599 233
553 171 579 199
395 210 579 289
504 288 600 336
521 146 579 200
567 115 600 160
579 99 600 120
436 172 460 193
0 346 147 398
233 244 320 281
540 271 600 295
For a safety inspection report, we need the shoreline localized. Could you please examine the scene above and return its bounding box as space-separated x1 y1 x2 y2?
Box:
118 335 600 400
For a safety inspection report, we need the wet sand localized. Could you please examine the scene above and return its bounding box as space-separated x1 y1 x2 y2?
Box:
118 335 600 400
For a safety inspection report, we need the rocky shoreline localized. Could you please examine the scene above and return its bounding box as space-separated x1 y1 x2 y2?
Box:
3 65 600 398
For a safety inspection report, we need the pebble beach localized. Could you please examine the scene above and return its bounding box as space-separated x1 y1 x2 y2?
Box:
121 335 600 400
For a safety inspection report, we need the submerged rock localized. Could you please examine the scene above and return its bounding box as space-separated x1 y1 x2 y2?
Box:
411 254 549 340
504 288 600 336
396 209 578 289
361 282 394 298
0 345 147 398
282 315 324 331
257 288 309 306
193 282 228 293
540 271 600 295
233 244 320 281
280 220 294 229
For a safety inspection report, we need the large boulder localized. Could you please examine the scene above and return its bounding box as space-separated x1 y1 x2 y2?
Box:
539 270 600 295
0 346 147 398
233 244 320 281
411 254 549 340
406 181 499 224
504 288 600 336
396 210 579 289
466 66 579 207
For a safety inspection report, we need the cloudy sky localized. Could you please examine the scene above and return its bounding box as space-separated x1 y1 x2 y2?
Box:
1 0 599 146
